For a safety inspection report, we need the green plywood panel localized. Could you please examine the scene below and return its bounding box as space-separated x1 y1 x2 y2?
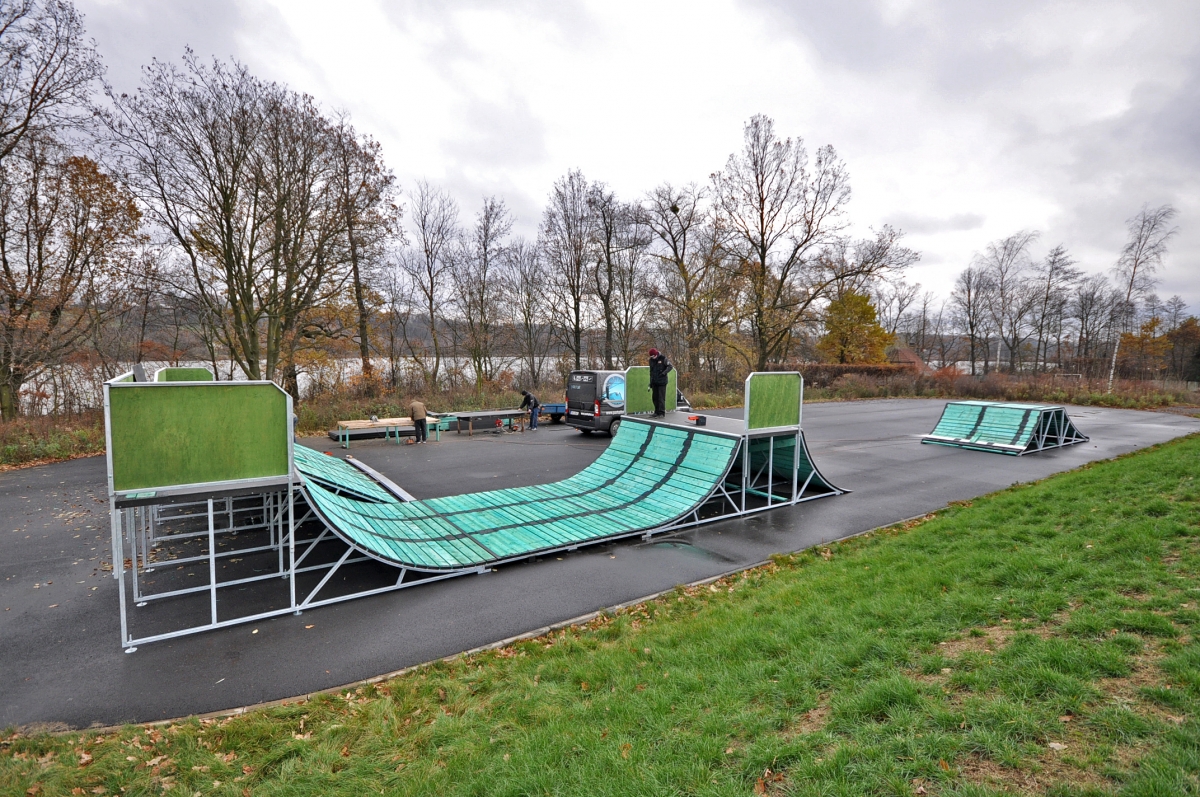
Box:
625 366 677 414
156 367 214 382
746 373 801 429
626 366 651 413
109 383 289 492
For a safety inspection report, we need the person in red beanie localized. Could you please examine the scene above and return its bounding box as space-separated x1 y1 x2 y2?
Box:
648 348 673 417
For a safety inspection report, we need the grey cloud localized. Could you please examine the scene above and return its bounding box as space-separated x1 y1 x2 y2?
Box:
742 0 1069 98
76 0 267 93
446 95 547 168
887 212 985 234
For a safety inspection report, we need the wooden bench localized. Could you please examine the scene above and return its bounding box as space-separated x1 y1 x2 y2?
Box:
335 417 412 449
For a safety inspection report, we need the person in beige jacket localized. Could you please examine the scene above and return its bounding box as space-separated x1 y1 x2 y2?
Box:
409 399 428 444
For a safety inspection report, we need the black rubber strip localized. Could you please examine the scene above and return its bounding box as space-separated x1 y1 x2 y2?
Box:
1010 409 1034 446
963 405 988 440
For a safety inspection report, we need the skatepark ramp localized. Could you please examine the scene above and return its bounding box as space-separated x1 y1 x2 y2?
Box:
922 401 1088 455
103 371 842 648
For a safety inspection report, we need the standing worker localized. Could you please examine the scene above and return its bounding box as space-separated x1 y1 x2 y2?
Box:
409 397 428 444
648 348 673 417
519 389 540 430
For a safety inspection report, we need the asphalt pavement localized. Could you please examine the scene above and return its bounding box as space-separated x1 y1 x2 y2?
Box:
1 399 1197 729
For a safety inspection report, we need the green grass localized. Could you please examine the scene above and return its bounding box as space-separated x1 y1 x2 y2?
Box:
5 436 1200 796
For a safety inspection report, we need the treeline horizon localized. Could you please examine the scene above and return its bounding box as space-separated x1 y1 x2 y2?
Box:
0 0 1193 421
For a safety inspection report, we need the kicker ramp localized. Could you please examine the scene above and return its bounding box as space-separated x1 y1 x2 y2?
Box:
922 401 1088 455
297 418 742 571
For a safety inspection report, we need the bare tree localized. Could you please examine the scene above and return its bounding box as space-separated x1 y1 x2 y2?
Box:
644 182 722 380
711 114 852 370
379 260 412 390
330 114 399 386
0 0 100 164
613 204 653 366
453 195 511 392
978 231 1038 372
105 55 358 392
588 182 624 369
873 279 920 337
540 169 593 369
1070 273 1115 374
1029 244 1080 371
950 265 992 375
399 180 459 390
1107 204 1178 391
505 238 552 388
0 136 140 418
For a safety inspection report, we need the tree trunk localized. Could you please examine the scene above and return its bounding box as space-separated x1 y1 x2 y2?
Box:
0 368 22 421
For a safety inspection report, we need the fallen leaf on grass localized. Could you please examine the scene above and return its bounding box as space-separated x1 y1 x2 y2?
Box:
77 752 92 767
1058 715 1073 722
25 785 40 796
620 743 631 759
219 752 237 763
1048 742 1067 751
340 745 350 758
939 759 950 771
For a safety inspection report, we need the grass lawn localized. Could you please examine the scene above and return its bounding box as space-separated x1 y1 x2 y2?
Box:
4 436 1200 796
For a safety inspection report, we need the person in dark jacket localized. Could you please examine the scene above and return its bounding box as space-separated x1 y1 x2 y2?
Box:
519 389 540 430
648 348 673 417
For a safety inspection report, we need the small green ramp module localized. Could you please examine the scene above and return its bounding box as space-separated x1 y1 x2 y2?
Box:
105 370 844 648
922 401 1088 455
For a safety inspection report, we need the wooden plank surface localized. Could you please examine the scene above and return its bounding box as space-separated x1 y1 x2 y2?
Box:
337 417 413 430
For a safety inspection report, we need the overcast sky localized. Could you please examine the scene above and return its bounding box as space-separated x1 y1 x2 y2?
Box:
77 0 1200 308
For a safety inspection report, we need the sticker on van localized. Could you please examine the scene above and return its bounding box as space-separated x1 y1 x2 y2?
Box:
602 374 625 409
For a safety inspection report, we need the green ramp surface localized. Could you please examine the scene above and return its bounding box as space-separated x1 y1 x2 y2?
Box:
921 401 1088 455
296 419 738 571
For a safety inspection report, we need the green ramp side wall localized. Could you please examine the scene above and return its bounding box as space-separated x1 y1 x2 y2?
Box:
155 367 215 382
106 382 291 494
624 366 677 414
745 372 802 430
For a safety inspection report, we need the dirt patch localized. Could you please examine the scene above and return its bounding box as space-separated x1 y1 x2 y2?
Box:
956 749 1114 794
789 702 830 735
936 619 1065 658
934 625 1030 658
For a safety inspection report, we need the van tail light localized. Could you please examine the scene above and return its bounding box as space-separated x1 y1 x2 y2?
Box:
594 399 601 417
